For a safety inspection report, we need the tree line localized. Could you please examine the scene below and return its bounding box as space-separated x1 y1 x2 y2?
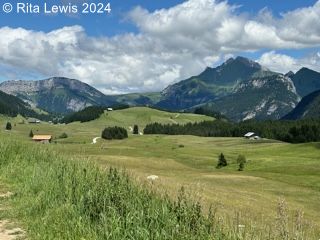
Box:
61 104 130 124
143 119 320 143
61 106 105 123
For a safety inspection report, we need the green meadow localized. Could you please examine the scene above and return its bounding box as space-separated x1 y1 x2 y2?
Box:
0 107 319 238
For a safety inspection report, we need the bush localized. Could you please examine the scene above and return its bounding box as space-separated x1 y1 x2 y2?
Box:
238 162 245 171
216 153 227 169
237 155 246 171
237 155 246 164
102 126 128 140
29 130 34 138
59 133 68 139
133 125 139 135
5 122 12 130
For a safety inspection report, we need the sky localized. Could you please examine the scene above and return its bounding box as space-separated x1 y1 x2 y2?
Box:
0 0 319 94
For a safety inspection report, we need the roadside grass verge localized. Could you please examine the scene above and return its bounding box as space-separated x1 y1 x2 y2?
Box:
0 140 220 239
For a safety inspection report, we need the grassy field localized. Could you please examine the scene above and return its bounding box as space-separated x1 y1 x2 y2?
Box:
0 107 319 238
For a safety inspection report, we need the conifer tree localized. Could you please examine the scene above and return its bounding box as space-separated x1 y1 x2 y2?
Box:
5 122 12 130
133 125 139 135
216 153 227 169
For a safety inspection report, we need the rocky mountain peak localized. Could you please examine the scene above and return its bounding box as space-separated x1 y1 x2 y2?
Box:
0 77 115 113
285 71 294 78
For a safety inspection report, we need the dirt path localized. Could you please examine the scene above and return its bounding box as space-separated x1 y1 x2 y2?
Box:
0 192 24 240
0 221 24 240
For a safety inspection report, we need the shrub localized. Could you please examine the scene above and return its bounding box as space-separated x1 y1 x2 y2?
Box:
59 133 68 139
5 122 12 130
216 153 227 169
102 126 128 140
133 125 139 135
29 130 34 138
238 162 245 171
237 155 246 171
237 155 246 164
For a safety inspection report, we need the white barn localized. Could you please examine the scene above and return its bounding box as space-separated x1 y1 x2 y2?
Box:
244 132 260 140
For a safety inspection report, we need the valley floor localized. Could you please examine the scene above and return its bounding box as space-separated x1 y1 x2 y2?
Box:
55 135 320 230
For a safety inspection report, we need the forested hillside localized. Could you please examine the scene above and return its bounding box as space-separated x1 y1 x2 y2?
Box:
144 119 320 143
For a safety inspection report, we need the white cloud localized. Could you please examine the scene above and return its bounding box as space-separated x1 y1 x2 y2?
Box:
257 51 320 73
257 51 298 73
0 0 320 93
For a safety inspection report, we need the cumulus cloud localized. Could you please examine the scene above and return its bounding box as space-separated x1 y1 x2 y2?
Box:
0 0 320 93
257 51 320 73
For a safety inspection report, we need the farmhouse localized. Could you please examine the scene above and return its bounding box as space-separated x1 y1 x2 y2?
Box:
28 118 41 124
32 135 52 143
244 132 260 140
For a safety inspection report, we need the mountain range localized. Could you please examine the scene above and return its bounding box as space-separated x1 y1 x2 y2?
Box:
0 57 319 121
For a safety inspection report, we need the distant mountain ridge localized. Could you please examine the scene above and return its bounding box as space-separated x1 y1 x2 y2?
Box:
1 57 320 121
154 56 312 121
0 77 116 113
283 90 320 120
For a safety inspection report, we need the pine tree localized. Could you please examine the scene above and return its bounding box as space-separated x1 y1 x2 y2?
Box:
5 122 12 130
133 125 139 134
216 153 227 169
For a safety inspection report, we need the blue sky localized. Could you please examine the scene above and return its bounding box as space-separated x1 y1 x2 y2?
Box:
0 0 317 36
0 0 319 93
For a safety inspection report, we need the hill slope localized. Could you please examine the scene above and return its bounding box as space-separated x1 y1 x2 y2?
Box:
113 92 162 106
283 90 320 120
0 77 116 113
70 107 214 130
0 90 44 118
0 107 214 143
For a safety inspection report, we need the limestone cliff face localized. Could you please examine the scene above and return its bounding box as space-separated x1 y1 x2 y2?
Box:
200 74 300 121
